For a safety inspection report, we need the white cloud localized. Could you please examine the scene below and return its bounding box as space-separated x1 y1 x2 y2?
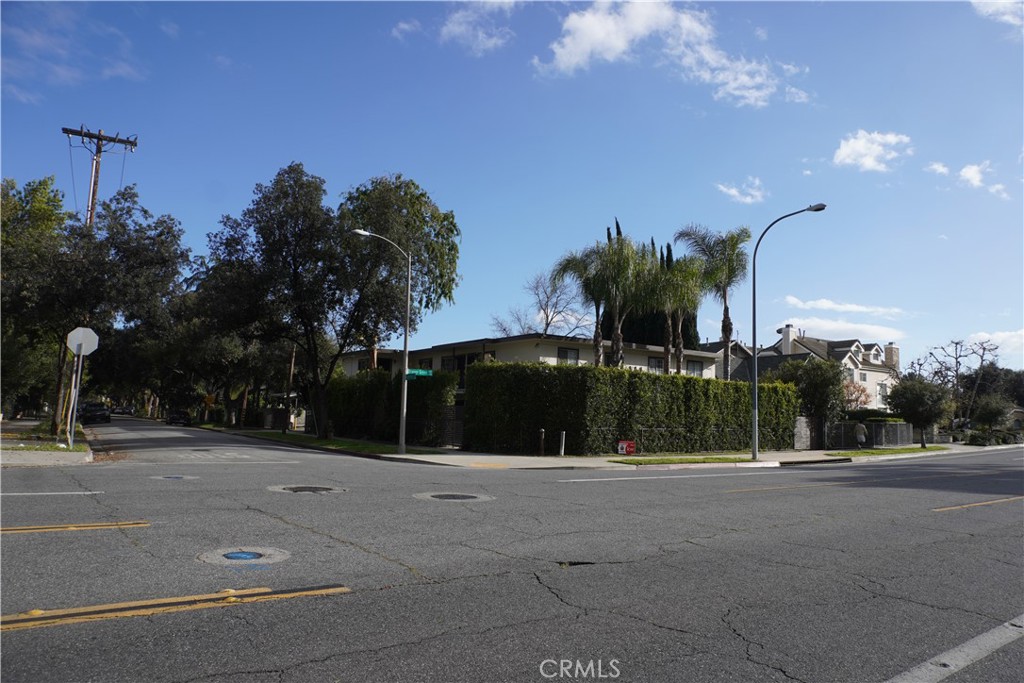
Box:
754 27 768 41
533 2 804 109
1 4 146 102
785 295 905 320
959 161 990 187
971 1 1024 27
101 60 144 81
988 183 1011 200
967 329 1024 369
784 85 810 103
782 317 907 342
160 20 179 39
716 176 767 204
1 83 42 104
925 161 950 175
959 161 1012 199
440 2 517 56
833 130 913 172
391 19 422 41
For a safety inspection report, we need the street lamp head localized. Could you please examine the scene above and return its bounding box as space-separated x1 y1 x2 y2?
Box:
807 203 826 212
352 229 372 236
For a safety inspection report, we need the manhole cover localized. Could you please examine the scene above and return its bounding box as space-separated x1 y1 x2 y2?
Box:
198 547 291 566
224 551 264 561
414 492 495 502
267 485 343 494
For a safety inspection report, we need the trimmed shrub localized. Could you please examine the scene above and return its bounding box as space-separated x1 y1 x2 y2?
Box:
327 370 458 446
463 362 799 455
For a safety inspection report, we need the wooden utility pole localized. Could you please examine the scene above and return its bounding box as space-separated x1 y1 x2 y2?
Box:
61 126 138 227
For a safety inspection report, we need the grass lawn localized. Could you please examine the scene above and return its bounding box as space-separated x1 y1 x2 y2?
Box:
1 421 90 452
826 446 948 457
611 455 753 465
229 429 447 456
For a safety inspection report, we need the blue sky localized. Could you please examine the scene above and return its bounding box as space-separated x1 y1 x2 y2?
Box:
3 1 1022 369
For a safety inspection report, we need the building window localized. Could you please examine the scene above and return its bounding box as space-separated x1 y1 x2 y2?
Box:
441 357 456 373
845 368 855 382
419 358 433 370
877 383 888 405
859 372 868 382
557 347 580 365
686 360 703 377
648 357 664 373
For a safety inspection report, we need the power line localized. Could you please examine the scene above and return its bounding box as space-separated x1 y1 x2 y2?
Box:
61 126 138 227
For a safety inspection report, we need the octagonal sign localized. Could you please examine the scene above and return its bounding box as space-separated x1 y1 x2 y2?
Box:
66 327 99 356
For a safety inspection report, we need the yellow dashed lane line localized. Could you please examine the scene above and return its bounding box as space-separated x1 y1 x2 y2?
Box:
932 496 1024 512
1 521 150 534
1 585 351 631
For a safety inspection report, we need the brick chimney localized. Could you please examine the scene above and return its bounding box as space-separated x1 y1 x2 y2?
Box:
776 324 796 355
884 342 900 372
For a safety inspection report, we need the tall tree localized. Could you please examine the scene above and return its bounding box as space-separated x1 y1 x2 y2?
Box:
674 224 751 380
667 252 707 374
600 220 645 367
207 165 460 438
886 375 954 448
491 270 587 338
552 244 607 366
1 179 188 434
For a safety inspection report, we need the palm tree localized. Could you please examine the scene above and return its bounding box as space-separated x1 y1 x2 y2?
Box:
600 220 645 368
674 224 752 380
553 219 646 368
666 252 707 374
552 244 606 366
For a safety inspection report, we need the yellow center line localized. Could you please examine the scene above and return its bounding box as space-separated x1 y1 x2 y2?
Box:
1 521 150 534
726 472 987 494
1 585 351 632
932 496 1024 512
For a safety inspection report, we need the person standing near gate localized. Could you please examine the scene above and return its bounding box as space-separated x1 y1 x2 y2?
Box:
855 421 868 450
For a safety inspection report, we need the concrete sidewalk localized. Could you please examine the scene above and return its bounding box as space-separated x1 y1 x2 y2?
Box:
2 415 1001 469
357 447 969 470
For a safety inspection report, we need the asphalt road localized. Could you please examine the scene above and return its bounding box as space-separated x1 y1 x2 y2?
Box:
2 418 1022 683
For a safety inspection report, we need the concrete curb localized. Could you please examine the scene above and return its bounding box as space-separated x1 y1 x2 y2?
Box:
1 449 93 467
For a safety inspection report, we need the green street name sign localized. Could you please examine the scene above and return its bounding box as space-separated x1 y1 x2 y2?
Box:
407 369 433 378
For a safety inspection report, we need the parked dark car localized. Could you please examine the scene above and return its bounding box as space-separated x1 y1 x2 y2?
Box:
112 405 135 415
165 410 192 426
79 402 111 424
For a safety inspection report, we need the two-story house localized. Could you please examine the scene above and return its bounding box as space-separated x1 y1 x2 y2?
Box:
733 324 900 410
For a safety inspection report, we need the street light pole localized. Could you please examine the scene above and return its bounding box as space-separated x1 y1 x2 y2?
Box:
353 229 411 455
751 203 826 461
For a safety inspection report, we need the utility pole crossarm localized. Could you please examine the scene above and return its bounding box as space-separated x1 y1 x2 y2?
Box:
62 125 138 227
61 127 138 150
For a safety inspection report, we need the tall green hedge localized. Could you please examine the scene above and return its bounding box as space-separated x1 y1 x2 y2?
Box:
326 369 458 446
463 363 798 455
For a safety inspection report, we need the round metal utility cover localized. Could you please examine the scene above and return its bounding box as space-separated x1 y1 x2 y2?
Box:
267 485 343 494
413 492 495 502
197 547 291 566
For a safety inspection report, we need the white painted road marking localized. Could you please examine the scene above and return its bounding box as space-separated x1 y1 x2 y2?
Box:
0 491 103 496
558 471 795 483
884 613 1024 683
